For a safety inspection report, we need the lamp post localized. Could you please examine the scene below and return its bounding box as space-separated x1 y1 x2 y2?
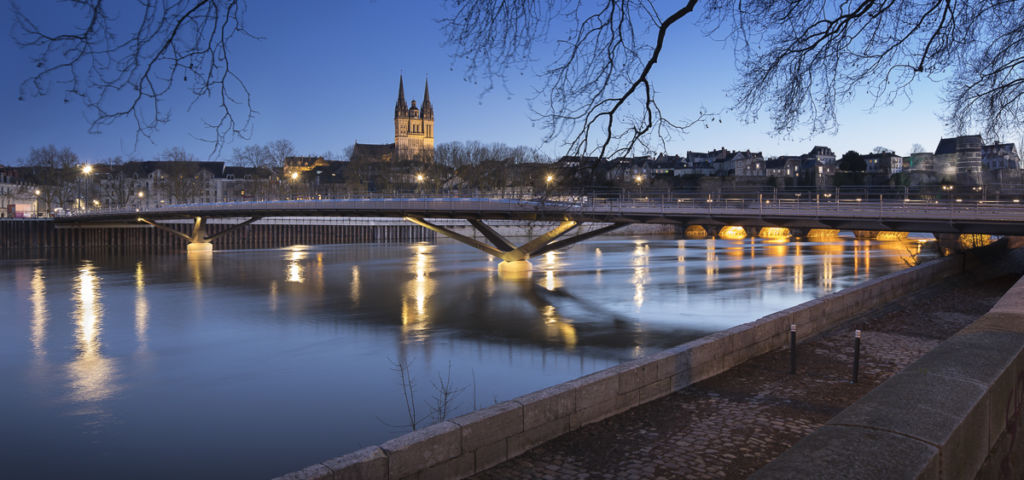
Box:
79 164 94 212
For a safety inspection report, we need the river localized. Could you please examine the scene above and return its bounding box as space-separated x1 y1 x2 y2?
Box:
0 234 933 478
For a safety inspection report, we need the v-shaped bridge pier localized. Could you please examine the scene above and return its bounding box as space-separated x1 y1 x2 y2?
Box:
404 216 627 273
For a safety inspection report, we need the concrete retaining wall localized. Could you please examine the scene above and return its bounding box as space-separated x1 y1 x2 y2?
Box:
275 254 966 480
752 252 1024 480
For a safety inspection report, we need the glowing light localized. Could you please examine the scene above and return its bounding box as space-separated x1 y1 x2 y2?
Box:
68 262 118 404
350 266 360 304
684 225 707 239
30 267 47 357
134 262 149 351
718 226 746 240
416 173 425 183
401 243 435 341
290 171 299 180
286 248 306 283
632 242 649 308
545 174 554 184
81 164 93 175
137 191 145 198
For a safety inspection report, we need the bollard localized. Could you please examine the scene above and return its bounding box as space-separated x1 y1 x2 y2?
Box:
852 329 861 383
789 324 797 374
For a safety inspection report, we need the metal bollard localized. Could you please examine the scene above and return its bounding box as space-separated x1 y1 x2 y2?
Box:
789 324 797 374
852 329 861 383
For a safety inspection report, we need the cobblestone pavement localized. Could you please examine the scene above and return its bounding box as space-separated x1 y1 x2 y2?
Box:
472 273 1018 480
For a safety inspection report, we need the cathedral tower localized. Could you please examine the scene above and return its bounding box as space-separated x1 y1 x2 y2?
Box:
394 75 435 162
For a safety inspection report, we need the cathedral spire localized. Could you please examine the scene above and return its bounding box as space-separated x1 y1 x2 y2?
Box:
395 75 408 117
421 77 433 119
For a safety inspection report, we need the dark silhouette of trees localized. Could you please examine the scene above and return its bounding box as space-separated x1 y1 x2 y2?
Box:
839 151 866 172
11 0 257 155
21 145 80 212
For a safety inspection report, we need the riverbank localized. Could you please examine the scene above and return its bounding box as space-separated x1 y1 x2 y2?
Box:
472 251 1022 479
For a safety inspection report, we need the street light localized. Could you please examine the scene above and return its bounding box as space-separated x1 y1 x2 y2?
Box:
545 174 554 184
290 171 299 180
81 164 93 175
416 173 425 183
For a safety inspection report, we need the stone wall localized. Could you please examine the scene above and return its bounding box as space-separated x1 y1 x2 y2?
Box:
752 249 1024 480
276 251 967 480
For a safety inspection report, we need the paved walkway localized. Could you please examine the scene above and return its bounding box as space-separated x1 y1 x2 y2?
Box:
472 272 1018 479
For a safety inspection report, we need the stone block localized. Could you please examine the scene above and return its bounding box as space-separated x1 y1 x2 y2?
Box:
669 371 693 392
655 345 688 380
750 425 939 480
616 358 659 393
507 416 570 458
638 378 671 404
826 370 988 477
516 382 575 431
906 332 1023 387
982 348 1024 449
963 312 1024 335
450 401 523 452
571 396 617 429
473 439 507 473
272 463 332 480
322 446 388 480
573 368 619 411
414 452 474 480
380 421 461 479
615 389 639 413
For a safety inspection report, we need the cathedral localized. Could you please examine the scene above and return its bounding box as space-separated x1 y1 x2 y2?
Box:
352 75 435 163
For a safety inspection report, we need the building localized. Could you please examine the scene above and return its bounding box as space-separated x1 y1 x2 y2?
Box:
982 143 1020 171
394 76 435 162
935 135 983 185
863 152 903 175
352 75 436 163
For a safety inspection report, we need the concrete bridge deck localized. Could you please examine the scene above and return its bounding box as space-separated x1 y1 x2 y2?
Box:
55 196 1024 236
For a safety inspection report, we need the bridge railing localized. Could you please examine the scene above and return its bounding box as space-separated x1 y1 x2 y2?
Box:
53 189 1024 224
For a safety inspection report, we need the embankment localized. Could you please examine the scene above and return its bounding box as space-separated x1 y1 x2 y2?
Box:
277 244 981 480
0 217 434 253
752 246 1024 480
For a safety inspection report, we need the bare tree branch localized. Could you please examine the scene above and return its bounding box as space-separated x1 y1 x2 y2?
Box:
11 0 260 156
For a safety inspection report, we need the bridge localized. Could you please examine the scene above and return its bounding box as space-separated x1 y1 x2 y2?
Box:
55 195 1024 272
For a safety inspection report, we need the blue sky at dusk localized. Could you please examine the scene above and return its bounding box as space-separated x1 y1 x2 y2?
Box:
0 1 957 164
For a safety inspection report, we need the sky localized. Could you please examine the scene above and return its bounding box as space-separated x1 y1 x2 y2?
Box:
0 1 959 165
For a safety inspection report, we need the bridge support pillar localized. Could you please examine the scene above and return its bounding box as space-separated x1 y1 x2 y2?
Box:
405 216 626 274
137 215 262 253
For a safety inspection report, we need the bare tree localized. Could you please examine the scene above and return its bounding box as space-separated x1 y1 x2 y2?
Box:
156 147 205 203
442 1 1024 155
443 0 710 160
12 0 259 155
21 145 80 212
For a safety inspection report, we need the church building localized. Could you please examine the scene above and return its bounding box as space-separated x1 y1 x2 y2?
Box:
353 75 435 163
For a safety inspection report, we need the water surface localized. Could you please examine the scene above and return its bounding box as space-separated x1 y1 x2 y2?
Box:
0 235 932 478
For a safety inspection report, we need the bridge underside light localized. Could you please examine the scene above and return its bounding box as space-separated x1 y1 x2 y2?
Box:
875 231 910 241
758 227 791 240
806 229 840 240
958 234 993 249
684 225 708 239
718 226 747 240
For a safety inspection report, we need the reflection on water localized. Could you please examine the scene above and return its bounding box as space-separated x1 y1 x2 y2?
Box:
30 267 47 358
68 262 118 405
632 240 649 308
135 262 149 352
401 244 435 342
0 235 938 479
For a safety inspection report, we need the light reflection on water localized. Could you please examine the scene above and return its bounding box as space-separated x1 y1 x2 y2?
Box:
0 235 935 479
